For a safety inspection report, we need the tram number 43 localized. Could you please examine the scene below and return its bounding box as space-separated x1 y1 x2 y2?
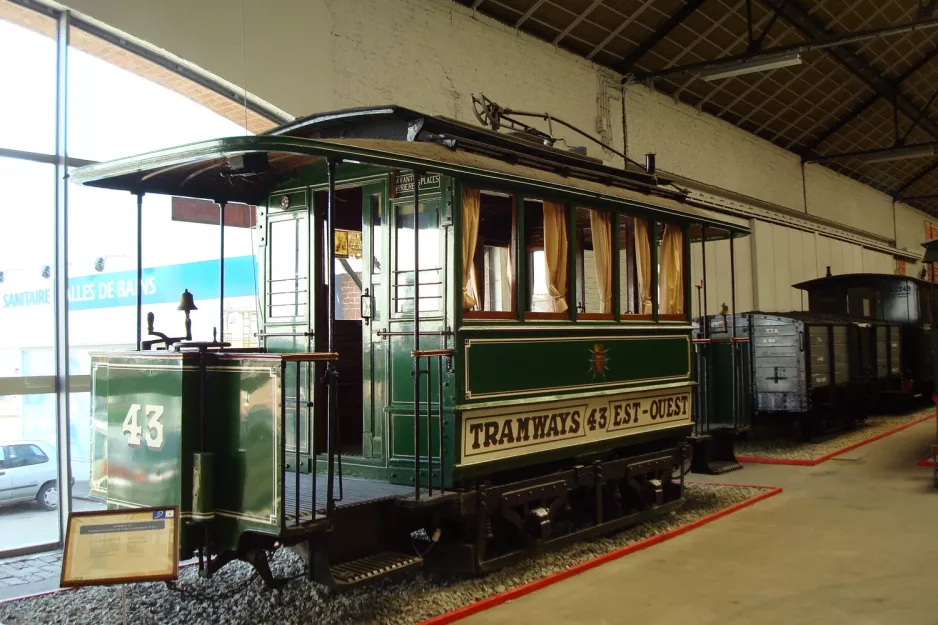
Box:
122 404 165 450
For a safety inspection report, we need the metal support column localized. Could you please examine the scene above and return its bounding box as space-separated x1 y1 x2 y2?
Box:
53 9 72 542
700 226 709 432
325 159 337 517
135 193 143 349
730 233 738 429
219 201 226 339
413 170 422 499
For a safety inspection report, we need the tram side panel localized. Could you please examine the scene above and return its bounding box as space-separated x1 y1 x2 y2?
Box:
89 351 287 560
693 314 753 433
452 329 695 484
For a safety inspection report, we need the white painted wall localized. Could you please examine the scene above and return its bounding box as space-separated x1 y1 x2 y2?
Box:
53 0 933 313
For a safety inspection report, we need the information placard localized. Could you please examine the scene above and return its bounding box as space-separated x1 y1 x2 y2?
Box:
61 507 179 587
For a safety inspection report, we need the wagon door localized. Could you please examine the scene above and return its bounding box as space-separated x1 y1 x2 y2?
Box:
361 181 390 459
263 190 312 468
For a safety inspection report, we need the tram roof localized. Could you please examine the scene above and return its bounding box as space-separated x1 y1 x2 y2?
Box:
70 106 749 234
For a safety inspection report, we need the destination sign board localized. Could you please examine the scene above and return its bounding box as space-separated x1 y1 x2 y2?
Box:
394 172 441 196
61 507 179 587
459 387 692 465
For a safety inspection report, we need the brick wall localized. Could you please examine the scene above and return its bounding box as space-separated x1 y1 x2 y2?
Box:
336 273 362 321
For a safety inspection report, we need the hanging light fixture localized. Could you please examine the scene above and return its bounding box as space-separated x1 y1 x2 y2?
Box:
698 53 803 82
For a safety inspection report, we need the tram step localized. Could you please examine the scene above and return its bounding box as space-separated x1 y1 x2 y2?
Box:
330 551 423 587
706 460 744 474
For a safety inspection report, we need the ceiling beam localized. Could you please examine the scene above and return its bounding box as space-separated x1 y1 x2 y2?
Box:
895 161 938 197
514 0 547 28
750 0 789 51
587 0 656 60
616 0 708 75
802 44 938 155
760 0 938 142
553 0 603 45
630 12 938 82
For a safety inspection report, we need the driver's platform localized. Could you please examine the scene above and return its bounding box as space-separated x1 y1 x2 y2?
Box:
283 472 419 522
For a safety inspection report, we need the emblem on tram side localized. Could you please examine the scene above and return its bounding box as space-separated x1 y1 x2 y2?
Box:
280 195 290 208
588 343 610 379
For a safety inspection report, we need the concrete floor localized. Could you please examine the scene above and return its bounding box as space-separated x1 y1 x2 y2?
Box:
462 418 938 625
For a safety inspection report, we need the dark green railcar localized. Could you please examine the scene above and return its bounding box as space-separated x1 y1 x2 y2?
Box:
73 105 749 587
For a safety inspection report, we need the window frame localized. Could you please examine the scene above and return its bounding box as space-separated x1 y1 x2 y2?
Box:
453 182 704 326
464 190 518 320
574 205 615 321
523 197 572 321
656 219 689 322
618 214 654 321
391 193 445 319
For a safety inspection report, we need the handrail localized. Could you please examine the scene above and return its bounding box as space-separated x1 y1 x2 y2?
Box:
411 350 454 498
412 349 455 357
378 330 452 338
279 351 340 529
281 352 340 362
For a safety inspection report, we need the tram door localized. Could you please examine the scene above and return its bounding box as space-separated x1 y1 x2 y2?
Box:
264 194 312 469
313 180 388 460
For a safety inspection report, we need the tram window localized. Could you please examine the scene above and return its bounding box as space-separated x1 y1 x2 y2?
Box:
394 199 442 314
848 287 878 318
657 221 685 319
575 207 613 318
463 187 515 317
268 218 307 318
621 217 651 316
524 199 569 316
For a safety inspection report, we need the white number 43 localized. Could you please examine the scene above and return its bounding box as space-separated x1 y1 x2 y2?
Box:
122 404 165 450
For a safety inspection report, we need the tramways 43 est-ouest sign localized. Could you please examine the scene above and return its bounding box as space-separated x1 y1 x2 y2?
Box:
459 387 692 465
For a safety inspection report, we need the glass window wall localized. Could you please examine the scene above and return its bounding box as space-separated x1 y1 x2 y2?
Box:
0 0 283 559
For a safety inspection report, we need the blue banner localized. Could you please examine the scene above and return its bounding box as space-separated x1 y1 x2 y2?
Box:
1 256 258 311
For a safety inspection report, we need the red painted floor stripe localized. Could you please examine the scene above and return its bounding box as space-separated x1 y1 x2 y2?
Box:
736 456 817 466
738 413 935 467
418 486 783 625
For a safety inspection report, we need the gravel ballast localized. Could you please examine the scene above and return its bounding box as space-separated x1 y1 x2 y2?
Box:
0 484 764 625
736 406 934 461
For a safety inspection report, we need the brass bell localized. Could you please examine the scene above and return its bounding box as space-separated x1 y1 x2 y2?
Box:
177 289 198 312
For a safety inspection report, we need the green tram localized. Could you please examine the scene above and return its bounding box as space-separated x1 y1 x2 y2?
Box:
73 105 749 588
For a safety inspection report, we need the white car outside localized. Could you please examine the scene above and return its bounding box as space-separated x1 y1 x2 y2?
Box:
0 441 69 511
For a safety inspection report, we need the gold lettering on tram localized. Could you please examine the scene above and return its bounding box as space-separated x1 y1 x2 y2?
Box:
460 388 693 465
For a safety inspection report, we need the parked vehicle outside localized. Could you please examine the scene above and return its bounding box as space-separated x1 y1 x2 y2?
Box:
0 441 72 511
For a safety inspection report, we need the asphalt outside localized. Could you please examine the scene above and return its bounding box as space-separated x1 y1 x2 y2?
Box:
0 483 101 601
